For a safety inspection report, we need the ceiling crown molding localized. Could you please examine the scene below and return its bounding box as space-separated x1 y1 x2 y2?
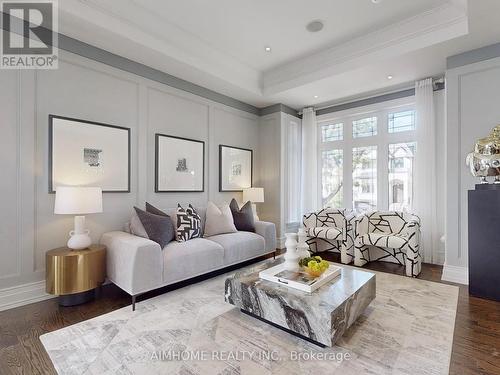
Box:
61 0 262 95
262 1 468 95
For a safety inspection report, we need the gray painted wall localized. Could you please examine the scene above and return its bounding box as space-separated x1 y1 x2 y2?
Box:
0 50 261 308
444 55 500 284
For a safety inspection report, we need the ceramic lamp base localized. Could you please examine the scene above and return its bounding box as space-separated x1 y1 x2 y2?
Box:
67 234 92 250
67 215 92 250
251 203 260 221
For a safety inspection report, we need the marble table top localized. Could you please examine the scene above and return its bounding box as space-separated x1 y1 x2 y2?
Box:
225 259 376 347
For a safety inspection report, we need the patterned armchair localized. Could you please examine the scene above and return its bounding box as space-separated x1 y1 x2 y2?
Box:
354 211 421 277
302 208 356 264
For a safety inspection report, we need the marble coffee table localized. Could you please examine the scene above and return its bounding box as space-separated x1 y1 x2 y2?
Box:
224 259 376 347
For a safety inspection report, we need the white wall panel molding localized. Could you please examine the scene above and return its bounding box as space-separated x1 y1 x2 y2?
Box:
445 56 500 273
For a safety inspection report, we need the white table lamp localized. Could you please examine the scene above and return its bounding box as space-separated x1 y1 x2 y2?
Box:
54 187 103 250
243 187 264 221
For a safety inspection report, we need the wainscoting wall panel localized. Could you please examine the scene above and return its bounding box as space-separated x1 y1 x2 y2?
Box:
0 71 21 281
0 50 261 310
444 55 500 284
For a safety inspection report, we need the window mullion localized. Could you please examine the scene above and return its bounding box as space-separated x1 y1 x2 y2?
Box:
378 111 389 210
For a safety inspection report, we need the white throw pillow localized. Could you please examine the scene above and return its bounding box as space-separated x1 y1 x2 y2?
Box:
204 201 237 237
130 211 149 238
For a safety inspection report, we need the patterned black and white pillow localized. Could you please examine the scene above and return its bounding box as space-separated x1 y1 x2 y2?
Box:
176 204 202 242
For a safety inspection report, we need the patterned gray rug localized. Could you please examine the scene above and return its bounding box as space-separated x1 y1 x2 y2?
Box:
40 261 458 375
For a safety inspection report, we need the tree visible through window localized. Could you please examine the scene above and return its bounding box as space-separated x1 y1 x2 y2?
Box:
352 146 377 211
388 142 416 211
322 149 343 208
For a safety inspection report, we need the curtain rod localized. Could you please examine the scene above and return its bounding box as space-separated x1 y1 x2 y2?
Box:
299 76 445 116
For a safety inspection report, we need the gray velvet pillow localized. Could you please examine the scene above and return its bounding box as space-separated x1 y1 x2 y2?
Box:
134 207 175 248
145 203 176 243
146 202 168 217
229 199 255 232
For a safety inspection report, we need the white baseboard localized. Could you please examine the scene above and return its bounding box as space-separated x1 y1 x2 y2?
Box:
0 280 55 312
441 264 469 285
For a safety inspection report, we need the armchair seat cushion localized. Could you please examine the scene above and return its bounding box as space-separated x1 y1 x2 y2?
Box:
360 233 408 249
307 227 342 240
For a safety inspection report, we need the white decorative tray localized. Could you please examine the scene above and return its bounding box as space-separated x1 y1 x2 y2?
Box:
259 262 342 293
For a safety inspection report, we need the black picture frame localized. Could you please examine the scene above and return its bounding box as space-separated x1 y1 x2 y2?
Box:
219 144 253 192
155 133 205 193
48 114 131 193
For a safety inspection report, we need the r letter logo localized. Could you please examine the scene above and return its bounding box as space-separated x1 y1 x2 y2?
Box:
1 0 58 69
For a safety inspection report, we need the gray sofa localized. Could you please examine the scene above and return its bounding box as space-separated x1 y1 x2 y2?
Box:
100 207 276 310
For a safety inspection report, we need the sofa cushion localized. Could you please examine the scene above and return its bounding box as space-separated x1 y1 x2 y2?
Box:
176 204 202 242
158 207 207 236
130 211 148 238
134 207 175 248
307 227 342 240
163 238 224 284
146 202 168 217
208 232 265 265
229 199 255 232
204 201 237 237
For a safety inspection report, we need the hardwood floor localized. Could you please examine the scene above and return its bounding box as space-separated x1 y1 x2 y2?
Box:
0 253 499 375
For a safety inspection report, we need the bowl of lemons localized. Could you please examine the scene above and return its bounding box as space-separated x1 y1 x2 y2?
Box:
299 256 330 277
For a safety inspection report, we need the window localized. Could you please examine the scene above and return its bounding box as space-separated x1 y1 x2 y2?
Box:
353 146 377 211
388 142 415 211
321 122 343 142
321 150 343 208
353 117 377 138
318 100 416 212
388 110 415 133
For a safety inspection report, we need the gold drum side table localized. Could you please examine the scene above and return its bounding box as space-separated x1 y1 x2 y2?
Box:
46 244 106 306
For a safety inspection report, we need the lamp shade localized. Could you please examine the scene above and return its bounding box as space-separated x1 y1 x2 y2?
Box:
243 187 264 203
54 187 103 215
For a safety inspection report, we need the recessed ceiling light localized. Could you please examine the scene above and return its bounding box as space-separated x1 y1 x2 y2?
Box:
306 20 324 33
387 75 393 80
371 0 383 4
314 95 319 99
265 46 272 52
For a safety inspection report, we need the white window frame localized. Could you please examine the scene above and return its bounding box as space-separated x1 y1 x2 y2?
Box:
317 97 416 211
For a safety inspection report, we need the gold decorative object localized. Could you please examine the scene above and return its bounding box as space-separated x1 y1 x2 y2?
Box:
46 245 106 296
466 125 500 184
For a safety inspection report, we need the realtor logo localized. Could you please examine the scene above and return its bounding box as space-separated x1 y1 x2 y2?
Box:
1 0 58 69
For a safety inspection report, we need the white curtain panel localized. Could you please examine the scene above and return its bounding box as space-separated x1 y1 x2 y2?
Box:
415 78 439 264
301 107 319 216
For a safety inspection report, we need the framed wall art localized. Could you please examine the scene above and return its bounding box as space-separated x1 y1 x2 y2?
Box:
49 115 131 193
219 145 253 192
155 134 205 192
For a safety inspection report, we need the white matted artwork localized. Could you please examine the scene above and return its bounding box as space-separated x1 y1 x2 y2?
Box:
219 145 253 192
155 134 205 192
49 115 130 193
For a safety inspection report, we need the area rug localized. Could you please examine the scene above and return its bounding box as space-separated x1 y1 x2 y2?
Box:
40 261 459 375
